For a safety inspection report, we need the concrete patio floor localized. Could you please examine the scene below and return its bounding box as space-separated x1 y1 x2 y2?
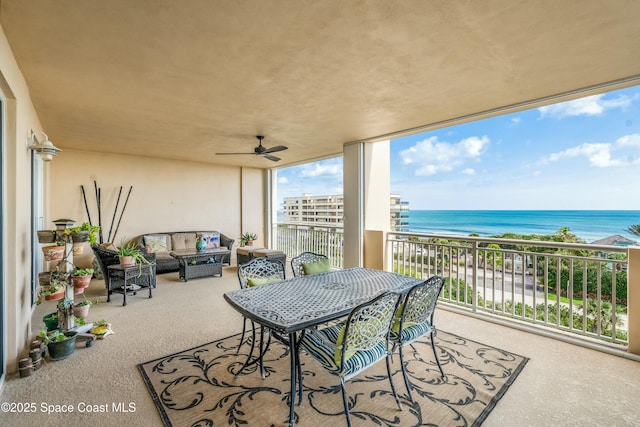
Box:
1 264 639 427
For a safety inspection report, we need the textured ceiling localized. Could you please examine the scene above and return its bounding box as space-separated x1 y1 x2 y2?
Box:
2 0 640 168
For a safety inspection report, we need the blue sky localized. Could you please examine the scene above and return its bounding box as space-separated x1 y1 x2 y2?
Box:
277 85 640 210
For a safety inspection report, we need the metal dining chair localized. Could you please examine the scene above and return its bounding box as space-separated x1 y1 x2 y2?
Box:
290 251 330 277
390 275 446 401
300 291 404 427
236 257 286 377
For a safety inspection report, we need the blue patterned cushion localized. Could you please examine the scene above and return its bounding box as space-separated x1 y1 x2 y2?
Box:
301 325 388 377
389 321 433 345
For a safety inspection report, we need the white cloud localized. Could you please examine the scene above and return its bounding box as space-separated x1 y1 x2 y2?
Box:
462 168 475 175
538 94 631 119
277 176 288 184
510 117 522 127
400 135 489 176
299 160 342 178
544 133 640 167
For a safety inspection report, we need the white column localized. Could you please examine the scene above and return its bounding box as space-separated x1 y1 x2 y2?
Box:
343 140 391 269
343 142 363 268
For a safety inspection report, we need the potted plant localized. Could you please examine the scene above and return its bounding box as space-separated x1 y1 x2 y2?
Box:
64 222 100 245
39 328 77 361
37 229 57 244
42 312 59 331
117 239 154 277
72 267 94 293
73 297 99 318
37 277 67 303
117 240 145 266
42 237 67 261
240 232 258 247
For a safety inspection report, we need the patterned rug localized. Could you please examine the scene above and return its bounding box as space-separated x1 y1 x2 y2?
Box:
138 330 528 427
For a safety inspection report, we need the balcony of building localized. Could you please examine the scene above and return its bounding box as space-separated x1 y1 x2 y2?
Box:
1 246 638 426
2 3 640 421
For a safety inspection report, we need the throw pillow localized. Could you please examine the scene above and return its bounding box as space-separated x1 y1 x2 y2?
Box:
202 232 221 249
302 258 331 275
246 277 280 287
143 234 169 253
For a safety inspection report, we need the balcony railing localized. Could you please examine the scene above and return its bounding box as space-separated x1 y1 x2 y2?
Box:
273 223 344 269
272 224 631 351
388 232 629 349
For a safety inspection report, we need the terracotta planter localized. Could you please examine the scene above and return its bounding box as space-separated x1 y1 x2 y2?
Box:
73 304 90 318
119 255 135 266
42 245 65 261
72 274 91 288
44 287 65 301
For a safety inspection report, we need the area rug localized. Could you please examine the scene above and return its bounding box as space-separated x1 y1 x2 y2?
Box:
138 330 528 427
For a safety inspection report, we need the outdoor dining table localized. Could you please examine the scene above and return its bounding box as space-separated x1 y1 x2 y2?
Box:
223 267 423 426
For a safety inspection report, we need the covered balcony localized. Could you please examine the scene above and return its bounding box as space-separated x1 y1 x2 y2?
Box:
1 1 640 425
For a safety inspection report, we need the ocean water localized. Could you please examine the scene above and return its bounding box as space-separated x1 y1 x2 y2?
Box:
405 210 640 243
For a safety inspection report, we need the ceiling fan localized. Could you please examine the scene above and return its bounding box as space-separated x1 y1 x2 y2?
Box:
216 135 288 162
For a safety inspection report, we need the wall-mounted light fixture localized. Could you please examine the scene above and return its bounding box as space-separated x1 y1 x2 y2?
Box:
27 131 62 162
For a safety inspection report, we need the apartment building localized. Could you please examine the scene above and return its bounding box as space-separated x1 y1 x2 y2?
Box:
282 194 409 231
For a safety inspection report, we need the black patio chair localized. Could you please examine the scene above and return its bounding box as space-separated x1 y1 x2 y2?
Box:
236 257 286 377
390 275 446 401
300 291 404 427
290 251 330 278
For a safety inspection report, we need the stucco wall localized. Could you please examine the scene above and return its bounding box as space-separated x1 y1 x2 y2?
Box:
0 23 47 377
49 149 249 247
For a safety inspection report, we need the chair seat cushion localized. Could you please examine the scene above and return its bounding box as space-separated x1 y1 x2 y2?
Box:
301 325 387 377
389 321 433 345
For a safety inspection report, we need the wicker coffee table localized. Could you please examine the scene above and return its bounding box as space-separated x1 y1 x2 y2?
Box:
170 248 231 282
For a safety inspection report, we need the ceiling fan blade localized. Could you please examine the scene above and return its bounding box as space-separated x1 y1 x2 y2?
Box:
263 154 281 162
263 145 288 154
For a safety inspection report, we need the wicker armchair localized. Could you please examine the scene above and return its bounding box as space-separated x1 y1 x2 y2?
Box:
390 275 446 401
290 251 330 277
300 291 403 426
236 257 286 377
92 245 157 303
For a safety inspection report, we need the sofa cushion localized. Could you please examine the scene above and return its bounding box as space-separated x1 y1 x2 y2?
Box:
171 232 198 250
144 234 170 253
201 232 221 249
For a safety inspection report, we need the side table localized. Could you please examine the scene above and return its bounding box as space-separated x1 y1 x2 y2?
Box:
236 246 265 266
106 264 154 306
254 248 287 267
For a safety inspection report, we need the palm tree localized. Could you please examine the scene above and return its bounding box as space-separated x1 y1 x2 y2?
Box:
627 224 640 237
